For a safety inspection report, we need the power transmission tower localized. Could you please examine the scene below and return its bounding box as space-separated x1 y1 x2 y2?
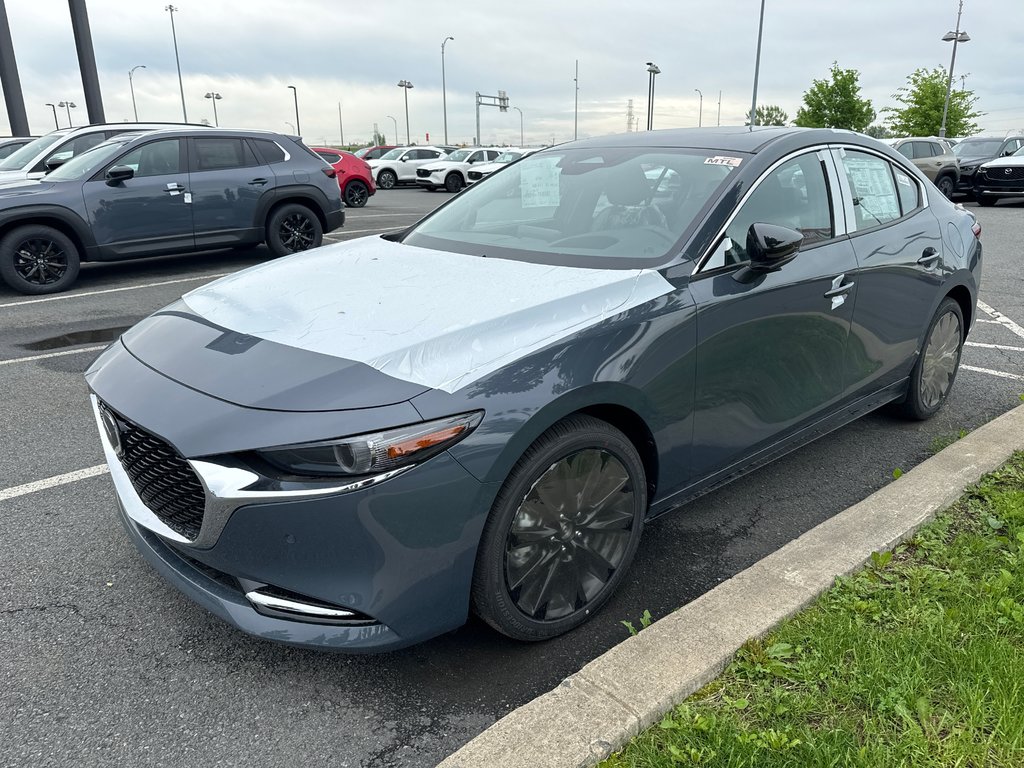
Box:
626 99 636 132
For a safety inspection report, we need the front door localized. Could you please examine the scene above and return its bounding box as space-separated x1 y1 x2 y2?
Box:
688 150 859 479
82 137 194 259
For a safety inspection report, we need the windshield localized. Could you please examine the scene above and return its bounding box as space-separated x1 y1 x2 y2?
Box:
46 139 132 181
353 147 370 158
954 139 1002 157
0 132 67 171
402 146 737 269
446 149 472 162
379 148 405 160
495 151 523 163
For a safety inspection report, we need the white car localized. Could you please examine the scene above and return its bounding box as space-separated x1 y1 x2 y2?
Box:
466 148 539 185
367 146 449 190
414 147 504 192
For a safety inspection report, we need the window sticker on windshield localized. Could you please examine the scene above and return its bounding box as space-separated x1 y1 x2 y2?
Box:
895 172 912 187
521 157 561 208
704 156 742 168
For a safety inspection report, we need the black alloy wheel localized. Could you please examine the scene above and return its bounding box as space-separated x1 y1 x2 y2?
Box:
935 175 955 198
472 415 647 641
377 169 397 190
0 224 81 295
445 172 464 193
266 203 323 258
896 297 964 420
344 180 369 208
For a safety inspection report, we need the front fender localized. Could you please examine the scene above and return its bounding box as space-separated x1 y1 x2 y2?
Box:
0 204 97 256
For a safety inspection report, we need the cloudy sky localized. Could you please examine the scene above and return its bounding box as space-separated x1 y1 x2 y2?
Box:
2 0 1022 146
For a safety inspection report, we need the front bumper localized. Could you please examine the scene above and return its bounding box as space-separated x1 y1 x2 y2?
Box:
415 176 443 189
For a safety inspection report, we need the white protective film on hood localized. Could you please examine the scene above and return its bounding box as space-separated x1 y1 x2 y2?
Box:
182 237 673 394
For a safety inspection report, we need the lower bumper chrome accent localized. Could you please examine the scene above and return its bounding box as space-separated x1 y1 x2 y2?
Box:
245 587 375 625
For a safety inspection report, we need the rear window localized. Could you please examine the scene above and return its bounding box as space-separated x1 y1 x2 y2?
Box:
193 138 259 171
251 139 287 164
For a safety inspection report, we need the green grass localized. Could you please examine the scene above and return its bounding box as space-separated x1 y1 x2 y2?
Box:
601 452 1024 768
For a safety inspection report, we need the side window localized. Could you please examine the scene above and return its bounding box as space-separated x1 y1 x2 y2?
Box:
839 150 901 229
113 139 182 177
486 150 500 161
909 142 929 159
252 139 286 164
41 133 104 168
893 166 920 215
708 152 833 269
926 142 942 157
315 151 340 164
423 150 440 160
193 138 258 171
897 143 914 160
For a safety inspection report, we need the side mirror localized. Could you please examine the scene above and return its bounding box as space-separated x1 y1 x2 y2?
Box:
44 156 69 172
1004 149 1016 156
105 165 135 185
400 156 408 162
746 222 803 273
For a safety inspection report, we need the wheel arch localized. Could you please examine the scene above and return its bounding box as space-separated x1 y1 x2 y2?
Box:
0 207 95 262
263 193 328 232
945 282 974 334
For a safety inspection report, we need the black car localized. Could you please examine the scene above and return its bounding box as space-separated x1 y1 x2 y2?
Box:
0 128 344 295
952 135 1024 197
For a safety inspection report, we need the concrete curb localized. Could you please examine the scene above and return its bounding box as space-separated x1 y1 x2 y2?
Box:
439 403 1024 768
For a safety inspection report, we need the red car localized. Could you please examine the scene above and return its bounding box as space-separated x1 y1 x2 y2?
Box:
353 145 396 161
311 147 376 208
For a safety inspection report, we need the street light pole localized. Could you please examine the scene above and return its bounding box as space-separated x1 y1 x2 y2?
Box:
284 121 295 134
749 0 766 129
164 5 187 122
58 100 76 126
45 102 59 129
287 85 300 135
204 91 222 126
386 115 398 146
128 65 145 121
441 36 454 144
397 80 413 145
573 59 579 140
645 62 660 130
939 0 969 139
694 88 703 127
717 90 722 126
513 106 524 146
338 101 345 146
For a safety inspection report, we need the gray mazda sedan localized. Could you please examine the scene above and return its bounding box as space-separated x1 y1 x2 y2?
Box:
87 127 982 651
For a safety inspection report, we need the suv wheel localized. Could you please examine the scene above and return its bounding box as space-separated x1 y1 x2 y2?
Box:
266 203 323 257
935 175 955 198
377 169 397 190
445 172 464 193
0 225 81 295
343 180 369 208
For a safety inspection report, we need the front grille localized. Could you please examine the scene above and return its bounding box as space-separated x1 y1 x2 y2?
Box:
980 166 1024 182
416 168 432 178
106 406 206 539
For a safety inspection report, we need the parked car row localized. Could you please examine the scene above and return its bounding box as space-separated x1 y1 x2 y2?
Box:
0 124 344 295
0 136 37 160
310 146 376 207
953 135 1024 203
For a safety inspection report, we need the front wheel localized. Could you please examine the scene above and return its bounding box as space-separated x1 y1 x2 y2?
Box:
343 180 369 208
444 172 464 193
896 297 964 420
377 169 397 190
0 225 81 295
265 203 323 258
471 415 647 641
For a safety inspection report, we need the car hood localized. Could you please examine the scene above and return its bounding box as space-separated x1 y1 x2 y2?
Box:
421 161 464 173
471 161 506 174
0 169 34 184
173 236 673 397
0 179 56 198
982 155 1024 169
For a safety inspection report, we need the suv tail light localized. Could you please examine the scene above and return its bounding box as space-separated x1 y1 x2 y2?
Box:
321 167 337 179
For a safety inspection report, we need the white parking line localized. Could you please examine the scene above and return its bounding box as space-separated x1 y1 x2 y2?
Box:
0 273 230 309
0 464 109 503
325 226 404 238
965 341 1024 352
0 345 107 366
977 300 1024 340
344 213 423 219
961 364 1024 382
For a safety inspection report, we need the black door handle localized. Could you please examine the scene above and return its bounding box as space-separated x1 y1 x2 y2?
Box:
918 247 940 267
248 178 269 186
164 182 186 192
824 274 855 298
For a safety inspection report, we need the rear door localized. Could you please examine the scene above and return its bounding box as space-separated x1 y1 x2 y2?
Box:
188 136 275 248
81 136 194 258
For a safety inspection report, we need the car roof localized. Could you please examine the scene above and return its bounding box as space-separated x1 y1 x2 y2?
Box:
566 126 877 154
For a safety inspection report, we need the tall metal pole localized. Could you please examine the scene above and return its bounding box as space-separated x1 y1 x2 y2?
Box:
695 89 703 127
129 65 145 121
474 92 481 146
573 59 579 140
749 0 766 129
0 0 30 136
165 5 187 122
338 101 345 146
513 106 524 146
288 85 300 135
441 36 454 144
68 0 105 124
386 115 397 146
939 0 966 139
717 90 722 126
646 63 660 130
45 103 59 129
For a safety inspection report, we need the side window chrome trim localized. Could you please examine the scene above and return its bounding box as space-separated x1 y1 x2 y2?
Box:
691 146 836 276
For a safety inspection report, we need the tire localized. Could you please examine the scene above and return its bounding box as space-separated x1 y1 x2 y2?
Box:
343 180 369 208
471 415 647 641
976 196 997 207
377 169 397 190
444 172 464 193
0 224 81 295
896 297 964 420
935 175 955 198
265 203 323 258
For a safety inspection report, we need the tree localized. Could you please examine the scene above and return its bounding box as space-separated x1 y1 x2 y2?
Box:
863 124 893 139
372 129 388 145
746 104 789 126
882 67 982 138
794 62 875 132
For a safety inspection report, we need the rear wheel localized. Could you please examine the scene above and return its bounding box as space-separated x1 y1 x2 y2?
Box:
0 225 80 295
377 169 397 190
471 415 647 641
935 175 955 198
265 203 322 258
896 297 964 420
445 172 464 193
343 180 369 208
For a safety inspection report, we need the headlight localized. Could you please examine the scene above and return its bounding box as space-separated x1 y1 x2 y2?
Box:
257 412 483 477
961 164 978 174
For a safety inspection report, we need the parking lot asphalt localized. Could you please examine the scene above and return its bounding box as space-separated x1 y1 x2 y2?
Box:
3 189 1024 768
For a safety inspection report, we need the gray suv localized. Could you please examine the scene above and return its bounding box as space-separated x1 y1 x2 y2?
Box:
886 137 959 198
0 128 344 295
